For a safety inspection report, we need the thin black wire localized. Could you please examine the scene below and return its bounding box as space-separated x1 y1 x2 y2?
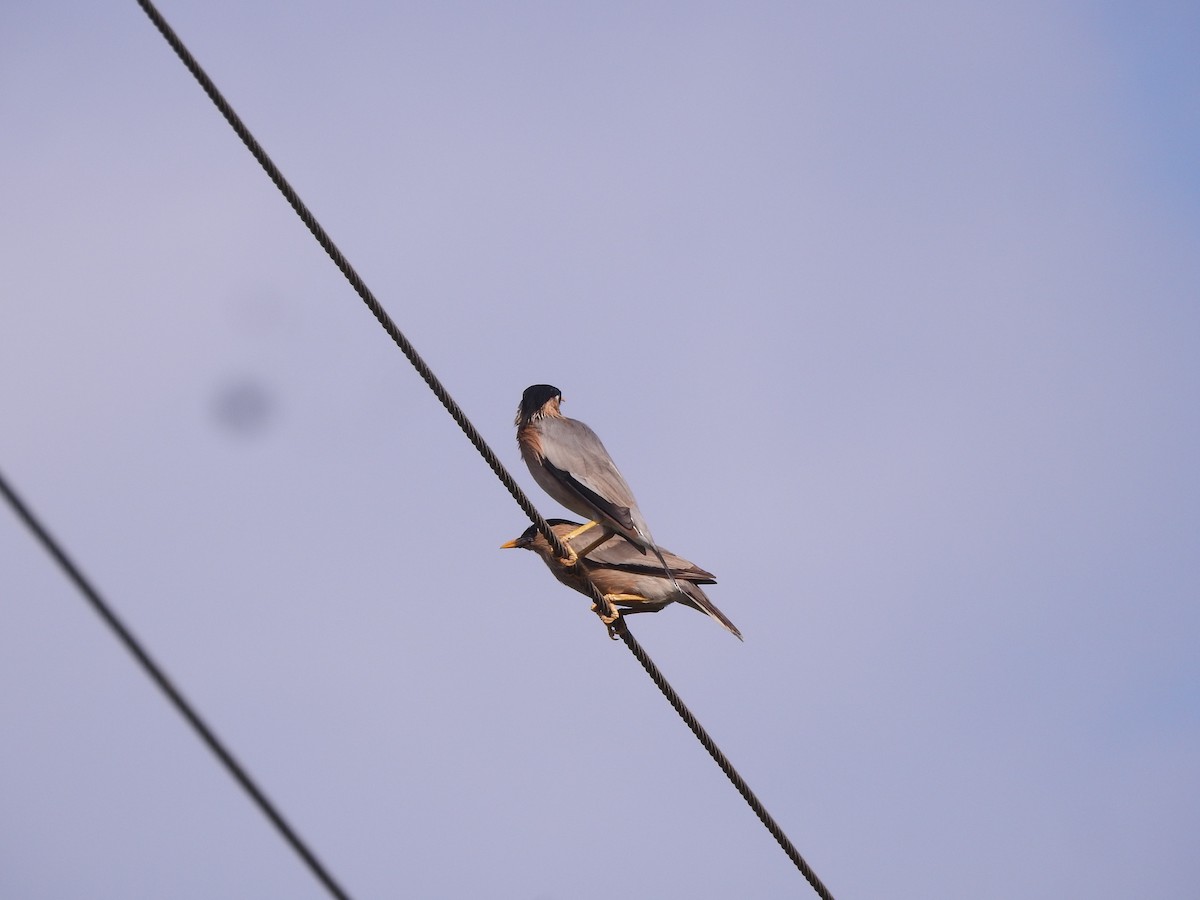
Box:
0 469 354 900
131 2 835 896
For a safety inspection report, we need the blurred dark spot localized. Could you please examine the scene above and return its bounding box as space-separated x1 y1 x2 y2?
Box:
212 378 275 436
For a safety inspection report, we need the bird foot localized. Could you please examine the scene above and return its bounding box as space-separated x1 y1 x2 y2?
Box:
590 598 620 625
553 523 604 568
589 595 624 639
566 523 618 562
561 520 601 543
560 519 624 564
605 593 646 604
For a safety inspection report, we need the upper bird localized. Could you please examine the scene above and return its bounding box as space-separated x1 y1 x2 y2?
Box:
502 519 742 639
515 384 662 558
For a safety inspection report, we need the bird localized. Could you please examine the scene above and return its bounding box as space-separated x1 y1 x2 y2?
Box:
501 519 742 639
515 384 670 566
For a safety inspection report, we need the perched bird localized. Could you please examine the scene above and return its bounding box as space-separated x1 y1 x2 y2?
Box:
515 384 668 566
501 519 742 640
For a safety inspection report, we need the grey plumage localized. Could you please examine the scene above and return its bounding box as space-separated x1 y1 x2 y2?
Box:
516 383 706 609
515 384 655 550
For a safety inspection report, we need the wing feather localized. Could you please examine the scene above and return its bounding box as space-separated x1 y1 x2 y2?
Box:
571 532 716 584
537 416 646 535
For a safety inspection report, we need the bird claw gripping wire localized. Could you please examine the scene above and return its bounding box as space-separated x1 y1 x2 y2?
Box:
554 520 610 568
590 598 622 639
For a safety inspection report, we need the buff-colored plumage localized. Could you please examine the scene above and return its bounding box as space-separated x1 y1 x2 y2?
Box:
502 519 742 640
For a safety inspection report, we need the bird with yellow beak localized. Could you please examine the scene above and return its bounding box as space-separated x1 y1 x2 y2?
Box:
502 519 741 639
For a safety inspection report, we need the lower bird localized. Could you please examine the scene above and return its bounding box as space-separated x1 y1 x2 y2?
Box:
502 519 742 640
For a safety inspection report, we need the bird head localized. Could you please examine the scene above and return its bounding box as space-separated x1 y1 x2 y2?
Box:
499 519 583 557
501 520 599 602
515 384 562 425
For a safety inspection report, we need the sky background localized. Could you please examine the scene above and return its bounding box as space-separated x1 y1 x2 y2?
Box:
2 2 1198 898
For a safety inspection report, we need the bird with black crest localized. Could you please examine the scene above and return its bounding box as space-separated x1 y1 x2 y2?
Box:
515 383 695 608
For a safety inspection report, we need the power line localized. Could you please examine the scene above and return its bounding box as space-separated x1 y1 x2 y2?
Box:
616 620 834 896
130 0 591 608
128 2 835 895
0 469 355 900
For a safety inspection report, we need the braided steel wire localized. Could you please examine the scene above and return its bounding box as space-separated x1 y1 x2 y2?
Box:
613 617 835 898
130 2 837 895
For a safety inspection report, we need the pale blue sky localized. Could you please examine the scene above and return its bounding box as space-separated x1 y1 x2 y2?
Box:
2 3 1198 897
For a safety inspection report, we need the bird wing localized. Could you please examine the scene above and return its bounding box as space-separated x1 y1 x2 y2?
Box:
536 417 641 534
578 534 716 584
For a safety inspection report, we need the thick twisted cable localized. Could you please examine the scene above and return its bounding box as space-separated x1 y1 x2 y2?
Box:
134 2 833 895
613 617 835 898
0 469 354 900
132 0 591 598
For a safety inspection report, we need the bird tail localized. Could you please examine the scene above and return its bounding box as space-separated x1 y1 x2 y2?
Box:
682 583 743 640
631 529 717 623
632 524 740 639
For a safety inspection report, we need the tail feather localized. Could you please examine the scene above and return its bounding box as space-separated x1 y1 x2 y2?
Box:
681 583 743 641
633 525 742 640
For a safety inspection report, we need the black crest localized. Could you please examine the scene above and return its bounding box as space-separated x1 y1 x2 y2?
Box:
520 384 562 418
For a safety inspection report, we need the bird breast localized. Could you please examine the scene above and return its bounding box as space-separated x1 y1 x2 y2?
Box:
516 422 543 460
